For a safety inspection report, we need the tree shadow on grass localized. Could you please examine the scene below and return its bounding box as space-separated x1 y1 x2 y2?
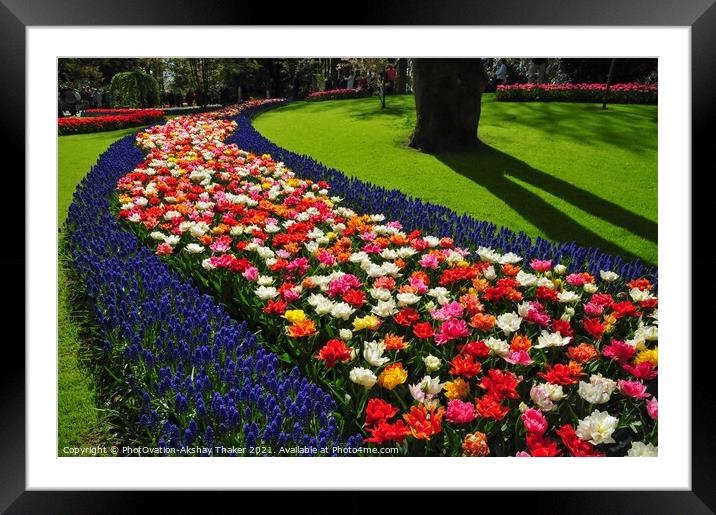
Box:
434 142 657 265
262 98 416 126
485 101 658 154
347 100 416 122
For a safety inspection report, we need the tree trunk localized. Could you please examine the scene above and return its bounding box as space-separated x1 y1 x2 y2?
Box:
409 58 486 152
262 58 279 98
396 58 408 94
380 72 386 109
200 59 209 111
329 58 338 88
602 58 617 110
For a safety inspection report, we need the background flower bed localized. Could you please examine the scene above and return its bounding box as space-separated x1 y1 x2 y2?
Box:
58 109 165 135
496 83 657 104
64 124 361 456
306 88 371 102
115 102 658 456
82 108 160 116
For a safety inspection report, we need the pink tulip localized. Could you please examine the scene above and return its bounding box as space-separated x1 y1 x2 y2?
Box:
504 350 533 366
618 379 651 399
646 397 658 420
445 399 477 424
522 408 548 435
530 259 552 272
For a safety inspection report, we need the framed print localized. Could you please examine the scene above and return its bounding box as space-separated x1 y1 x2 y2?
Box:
4 0 713 512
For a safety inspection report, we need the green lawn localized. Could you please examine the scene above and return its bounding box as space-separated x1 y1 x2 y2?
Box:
58 126 141 454
58 127 141 225
57 247 113 455
254 94 657 265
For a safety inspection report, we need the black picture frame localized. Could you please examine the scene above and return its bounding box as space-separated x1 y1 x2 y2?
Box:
3 1 711 512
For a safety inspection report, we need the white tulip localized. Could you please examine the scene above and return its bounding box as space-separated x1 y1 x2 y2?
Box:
496 312 522 335
576 410 619 445
535 330 571 349
363 340 389 367
349 367 377 389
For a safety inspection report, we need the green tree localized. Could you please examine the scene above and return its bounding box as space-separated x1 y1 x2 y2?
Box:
555 58 657 84
259 58 285 98
166 58 224 109
187 58 222 108
138 58 167 94
222 58 263 100
93 59 144 85
58 59 103 89
109 70 160 108
348 58 392 108
279 58 321 99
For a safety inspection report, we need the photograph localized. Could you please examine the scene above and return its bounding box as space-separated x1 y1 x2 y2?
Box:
57 56 659 459
1 1 709 507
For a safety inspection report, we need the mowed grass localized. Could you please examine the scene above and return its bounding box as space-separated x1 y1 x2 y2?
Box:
254 94 657 265
58 126 141 225
58 126 141 454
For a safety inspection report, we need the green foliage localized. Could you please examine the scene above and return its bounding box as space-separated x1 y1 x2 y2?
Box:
482 58 657 85
556 58 658 84
58 58 104 89
164 58 226 106
222 58 263 92
109 70 161 108
279 58 322 99
59 58 165 89
348 57 392 88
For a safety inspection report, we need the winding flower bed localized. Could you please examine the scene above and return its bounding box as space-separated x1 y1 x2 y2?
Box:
306 89 371 102
65 99 361 456
496 83 658 104
112 99 658 457
59 109 165 135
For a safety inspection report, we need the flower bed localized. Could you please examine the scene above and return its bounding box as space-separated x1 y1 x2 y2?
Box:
114 100 658 457
58 109 165 135
83 108 160 116
65 99 361 456
495 83 658 104
306 88 371 102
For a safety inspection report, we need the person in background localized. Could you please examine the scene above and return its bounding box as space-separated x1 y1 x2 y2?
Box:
74 89 83 115
528 58 547 84
60 88 76 116
496 59 508 86
358 75 368 91
346 70 355 89
385 64 397 94
93 89 102 108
